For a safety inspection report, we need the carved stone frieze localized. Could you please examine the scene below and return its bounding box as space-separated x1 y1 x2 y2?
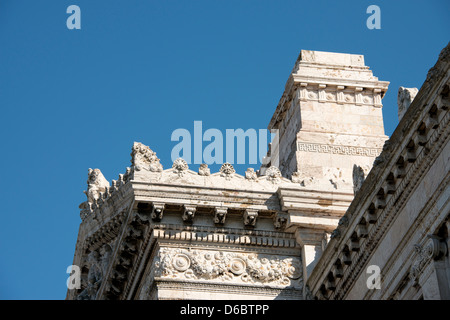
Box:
151 248 302 288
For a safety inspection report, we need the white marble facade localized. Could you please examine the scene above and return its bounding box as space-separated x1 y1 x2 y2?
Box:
67 44 450 300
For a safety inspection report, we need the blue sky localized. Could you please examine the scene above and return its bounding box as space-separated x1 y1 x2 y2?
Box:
0 0 448 299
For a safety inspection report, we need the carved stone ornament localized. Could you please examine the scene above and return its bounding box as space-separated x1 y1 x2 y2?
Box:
220 163 235 180
131 142 163 172
84 168 110 204
273 212 288 230
79 168 110 220
152 248 302 287
151 203 165 221
352 164 365 195
244 209 258 227
172 158 189 177
77 243 113 300
182 205 196 222
265 166 282 183
291 171 302 183
397 87 418 121
198 163 210 176
245 168 257 180
214 207 227 225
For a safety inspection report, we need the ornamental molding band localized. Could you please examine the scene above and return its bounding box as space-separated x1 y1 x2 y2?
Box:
150 248 302 288
219 162 236 180
297 142 382 157
151 224 299 249
294 84 384 107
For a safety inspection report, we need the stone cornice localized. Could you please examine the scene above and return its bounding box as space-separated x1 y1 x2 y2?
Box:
268 50 389 130
150 223 298 249
131 180 283 211
291 75 389 90
278 188 353 231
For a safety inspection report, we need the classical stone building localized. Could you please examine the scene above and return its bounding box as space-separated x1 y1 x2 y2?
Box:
66 43 449 300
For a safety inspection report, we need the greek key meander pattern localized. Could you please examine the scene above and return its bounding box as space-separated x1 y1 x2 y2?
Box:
297 142 382 157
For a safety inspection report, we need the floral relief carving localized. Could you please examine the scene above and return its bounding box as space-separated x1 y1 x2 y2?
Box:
153 248 302 287
172 158 189 177
219 163 235 180
265 166 282 183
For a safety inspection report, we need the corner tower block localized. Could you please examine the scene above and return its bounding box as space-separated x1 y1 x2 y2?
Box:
265 50 389 194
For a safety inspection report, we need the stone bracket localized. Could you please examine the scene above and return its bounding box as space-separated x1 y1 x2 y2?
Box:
182 205 196 223
274 212 289 230
214 207 228 225
244 209 258 227
151 202 165 221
